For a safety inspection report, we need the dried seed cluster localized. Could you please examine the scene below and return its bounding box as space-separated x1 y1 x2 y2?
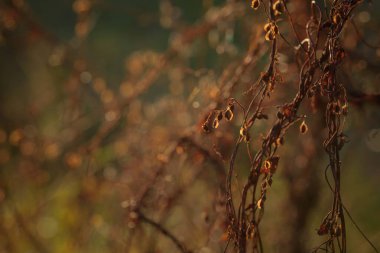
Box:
202 103 235 133
264 22 279 41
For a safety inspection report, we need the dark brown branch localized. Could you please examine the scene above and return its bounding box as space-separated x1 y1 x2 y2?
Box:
137 211 191 253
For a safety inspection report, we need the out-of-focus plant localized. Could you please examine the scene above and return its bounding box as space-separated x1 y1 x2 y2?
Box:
0 0 379 253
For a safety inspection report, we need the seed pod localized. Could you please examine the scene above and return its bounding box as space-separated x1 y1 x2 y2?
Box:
213 119 219 129
257 112 268 120
240 126 250 142
264 160 271 170
217 111 223 121
264 23 271 32
273 1 284 15
333 13 341 25
247 230 255 239
268 156 279 173
300 120 308 134
239 126 246 137
251 0 260 10
317 224 328 235
257 198 263 209
224 109 234 121
276 137 284 146
265 31 275 41
274 10 281 16
202 123 210 133
268 81 275 92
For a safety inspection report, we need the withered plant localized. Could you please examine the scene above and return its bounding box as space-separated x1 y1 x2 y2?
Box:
0 0 379 253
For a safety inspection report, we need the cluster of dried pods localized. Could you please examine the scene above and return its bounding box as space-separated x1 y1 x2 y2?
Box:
201 0 378 253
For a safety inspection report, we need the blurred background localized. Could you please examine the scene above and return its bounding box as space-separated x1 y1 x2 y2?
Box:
0 0 379 252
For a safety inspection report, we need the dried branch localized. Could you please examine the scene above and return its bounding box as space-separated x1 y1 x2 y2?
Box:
137 210 192 253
